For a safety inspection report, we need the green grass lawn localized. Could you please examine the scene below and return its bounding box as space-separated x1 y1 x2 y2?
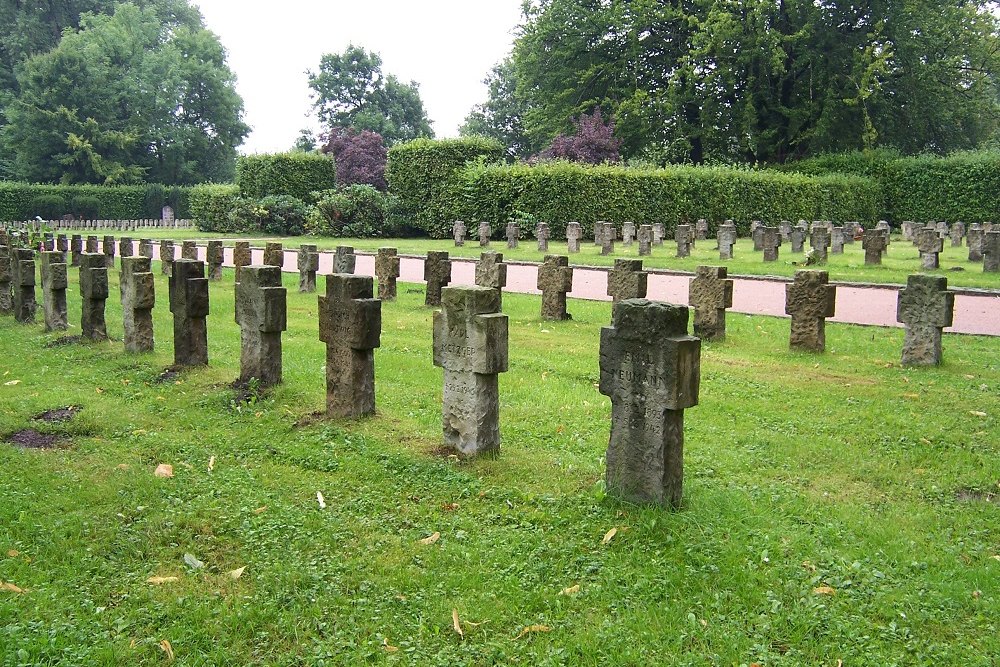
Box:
68 227 1000 290
1 263 998 665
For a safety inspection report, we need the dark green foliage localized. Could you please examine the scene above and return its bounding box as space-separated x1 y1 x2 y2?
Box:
307 185 399 238
385 137 506 238
236 153 337 201
189 184 241 231
451 161 880 239
0 182 189 220
784 150 1000 222
257 195 310 236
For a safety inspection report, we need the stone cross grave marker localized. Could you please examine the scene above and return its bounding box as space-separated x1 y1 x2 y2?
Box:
761 226 781 262
983 230 1000 272
86 235 99 254
638 224 653 256
785 270 836 352
333 246 356 274
479 221 491 247
779 221 792 242
901 221 915 241
79 252 109 341
967 224 984 262
424 251 452 306
897 274 954 366
169 258 209 366
936 221 948 239
601 223 616 255
453 220 466 247
862 229 887 265
831 226 845 254
751 221 764 251
162 205 175 223
688 265 733 341
652 223 664 246
375 247 400 301
71 235 83 266
790 227 805 253
319 274 381 418
916 228 944 270
233 241 251 281
297 244 319 293
950 222 965 247
675 224 692 258
607 259 647 304
181 241 197 261
207 241 224 281
118 237 133 269
235 265 286 387
594 221 606 246
599 299 700 508
120 256 155 353
263 242 283 267
11 248 36 323
718 223 736 260
42 233 54 251
537 255 573 320
622 221 635 246
0 245 11 315
566 222 582 253
696 219 709 241
535 222 550 251
160 239 174 276
475 251 507 309
103 235 116 268
506 222 519 249
432 286 508 456
138 238 153 259
810 228 831 264
40 250 67 332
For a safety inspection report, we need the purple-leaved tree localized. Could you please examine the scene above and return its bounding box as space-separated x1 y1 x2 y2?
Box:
538 108 622 164
321 128 388 190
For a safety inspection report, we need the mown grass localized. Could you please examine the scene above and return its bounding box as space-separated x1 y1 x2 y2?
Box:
64 227 1000 290
1 262 998 666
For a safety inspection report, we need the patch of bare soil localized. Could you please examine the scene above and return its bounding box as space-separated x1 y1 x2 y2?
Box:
5 429 64 449
32 406 81 423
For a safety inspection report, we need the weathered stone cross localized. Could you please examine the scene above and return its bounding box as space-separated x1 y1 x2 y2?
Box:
319 274 382 418
896 274 954 366
688 265 733 340
235 265 287 387
537 254 573 320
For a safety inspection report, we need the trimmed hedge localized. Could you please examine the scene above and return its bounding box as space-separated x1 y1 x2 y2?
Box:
0 182 191 221
386 137 505 237
450 161 881 239
189 184 241 232
780 150 1000 222
236 153 337 201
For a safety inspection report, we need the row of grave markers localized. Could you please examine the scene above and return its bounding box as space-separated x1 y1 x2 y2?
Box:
0 233 964 507
2 218 194 232
453 219 1000 272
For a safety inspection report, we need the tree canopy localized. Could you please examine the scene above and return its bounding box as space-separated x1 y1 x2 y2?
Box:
307 44 434 146
471 0 1000 165
0 1 247 185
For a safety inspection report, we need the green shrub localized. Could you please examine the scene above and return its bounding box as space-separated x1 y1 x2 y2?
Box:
237 153 337 201
31 194 68 219
70 195 102 219
308 185 400 238
0 182 191 220
450 161 880 239
189 184 241 231
385 137 505 238
257 195 310 236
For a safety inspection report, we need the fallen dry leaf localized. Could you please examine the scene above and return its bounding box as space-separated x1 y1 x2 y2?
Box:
95 387 104 394
515 624 552 639
316 492 326 510
159 639 174 662
452 609 464 638
0 582 26 594
973 590 982 599
154 464 174 478
146 576 179 585
812 585 836 596
801 561 817 572
383 637 398 653
969 411 987 418
207 456 215 472
116 464 130 471
7 550 19 558
253 505 268 515
559 585 580 596
992 555 1000 562
602 528 618 544
441 502 459 511
3 380 21 386
903 393 920 399
419 532 441 546
227 566 246 580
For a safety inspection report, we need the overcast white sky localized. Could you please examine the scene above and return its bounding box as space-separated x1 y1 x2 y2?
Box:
192 1 524 154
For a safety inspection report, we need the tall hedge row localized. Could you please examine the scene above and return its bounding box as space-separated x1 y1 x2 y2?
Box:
780 150 1000 223
0 182 191 221
386 137 505 237
449 162 880 239
236 153 337 201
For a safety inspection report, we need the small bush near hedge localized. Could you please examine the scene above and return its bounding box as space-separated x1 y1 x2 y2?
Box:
451 161 880 239
307 185 400 238
257 195 310 236
0 182 190 220
189 184 241 232
237 153 337 201
386 137 505 238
